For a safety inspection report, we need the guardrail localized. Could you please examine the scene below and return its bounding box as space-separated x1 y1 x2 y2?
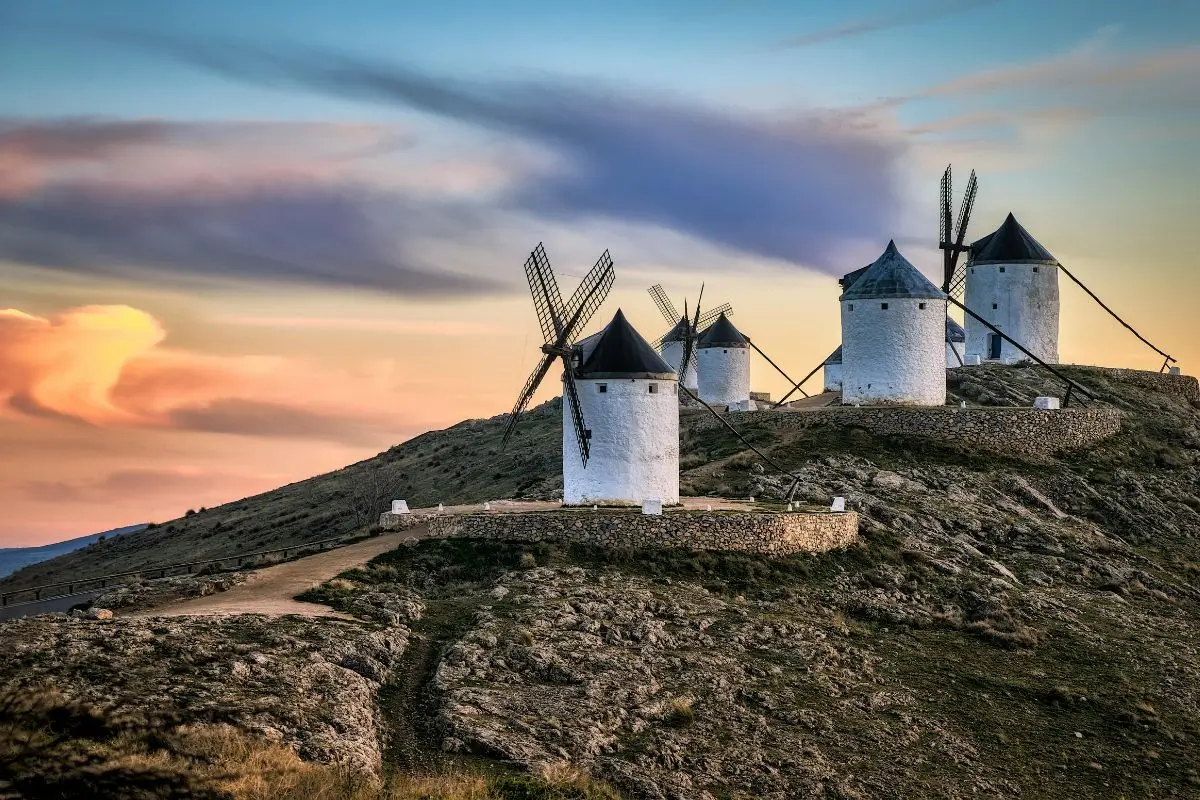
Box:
0 532 369 609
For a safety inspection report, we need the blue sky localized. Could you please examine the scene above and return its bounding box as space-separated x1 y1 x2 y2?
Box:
0 0 1197 543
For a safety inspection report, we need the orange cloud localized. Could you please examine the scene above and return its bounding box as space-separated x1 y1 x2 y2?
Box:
0 305 165 424
0 303 421 445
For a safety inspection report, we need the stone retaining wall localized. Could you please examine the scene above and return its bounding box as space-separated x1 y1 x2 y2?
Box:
377 512 436 532
1092 368 1200 404
689 406 1122 457
424 510 858 556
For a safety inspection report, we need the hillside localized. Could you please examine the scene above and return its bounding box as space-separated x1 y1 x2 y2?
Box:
0 524 146 580
3 363 1199 798
3 365 1196 595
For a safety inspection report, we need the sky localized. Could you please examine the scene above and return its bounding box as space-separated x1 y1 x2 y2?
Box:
1 0 1198 545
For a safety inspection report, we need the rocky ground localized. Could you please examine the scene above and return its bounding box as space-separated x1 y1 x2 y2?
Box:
89 572 248 611
2 365 1197 798
0 614 407 774
297 366 1200 798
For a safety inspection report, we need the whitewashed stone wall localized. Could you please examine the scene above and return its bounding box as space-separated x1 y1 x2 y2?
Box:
659 341 698 390
563 376 680 506
426 510 858 556
698 346 751 408
946 341 966 368
823 362 843 392
841 296 947 406
689 405 1121 457
964 263 1060 363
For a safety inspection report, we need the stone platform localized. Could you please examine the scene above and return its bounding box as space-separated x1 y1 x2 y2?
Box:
690 405 1122 457
422 507 858 557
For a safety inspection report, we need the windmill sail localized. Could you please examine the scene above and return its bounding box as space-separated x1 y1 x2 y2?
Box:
502 243 615 466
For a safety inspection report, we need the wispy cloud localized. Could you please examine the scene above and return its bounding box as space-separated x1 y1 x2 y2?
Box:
93 31 908 274
771 0 1003 50
0 119 505 296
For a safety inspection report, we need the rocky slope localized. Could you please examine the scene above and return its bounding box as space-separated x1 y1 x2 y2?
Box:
2 364 1198 798
0 615 408 774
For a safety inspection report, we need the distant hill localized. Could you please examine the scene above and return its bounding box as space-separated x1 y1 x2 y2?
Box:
0 524 148 580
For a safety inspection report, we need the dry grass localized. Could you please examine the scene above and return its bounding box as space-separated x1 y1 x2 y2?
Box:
1 686 619 799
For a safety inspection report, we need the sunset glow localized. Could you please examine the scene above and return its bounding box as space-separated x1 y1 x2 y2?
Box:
1 0 1197 545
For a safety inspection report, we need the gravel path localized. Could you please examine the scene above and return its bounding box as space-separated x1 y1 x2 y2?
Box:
134 497 751 619
132 528 426 618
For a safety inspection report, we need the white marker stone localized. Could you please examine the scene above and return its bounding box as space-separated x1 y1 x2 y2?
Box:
786 502 794 512
830 496 846 512
965 354 983 366
706 504 712 512
483 502 491 511
1033 396 1061 410
391 500 410 514
642 498 663 516
437 502 444 512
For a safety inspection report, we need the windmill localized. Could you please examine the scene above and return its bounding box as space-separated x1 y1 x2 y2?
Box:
500 243 614 466
672 289 806 501
935 166 1099 406
647 283 732 390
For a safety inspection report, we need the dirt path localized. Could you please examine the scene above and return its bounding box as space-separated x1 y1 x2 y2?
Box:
132 528 426 618
133 496 750 619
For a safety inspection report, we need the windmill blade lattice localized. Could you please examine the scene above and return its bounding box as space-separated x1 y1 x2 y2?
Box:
561 251 615 336
525 243 566 342
696 302 733 332
501 353 556 448
501 243 615 465
561 359 590 465
648 284 679 325
677 284 704 383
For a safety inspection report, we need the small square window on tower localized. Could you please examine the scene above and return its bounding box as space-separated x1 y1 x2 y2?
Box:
848 303 854 311
584 429 593 440
881 302 889 310
999 266 1006 273
918 302 926 310
1033 267 1039 273
992 303 998 310
597 383 607 394
648 383 658 394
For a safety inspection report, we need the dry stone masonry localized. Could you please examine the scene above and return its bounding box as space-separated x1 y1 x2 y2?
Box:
693 405 1121 457
425 509 858 556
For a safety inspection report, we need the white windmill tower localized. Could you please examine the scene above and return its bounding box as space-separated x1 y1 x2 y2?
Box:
502 245 679 507
647 284 732 392
697 312 754 410
962 213 1061 364
840 240 948 406
822 346 843 392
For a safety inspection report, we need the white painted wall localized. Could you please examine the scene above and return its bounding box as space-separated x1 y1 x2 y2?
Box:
964 263 1060 363
563 376 680 506
697 346 750 408
841 297 947 406
946 341 966 368
823 362 843 392
659 341 698 390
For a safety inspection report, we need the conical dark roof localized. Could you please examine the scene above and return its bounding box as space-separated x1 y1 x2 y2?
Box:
577 309 675 378
697 312 748 348
824 345 843 365
945 316 966 343
969 213 1058 265
839 265 869 290
660 315 691 343
840 241 944 301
